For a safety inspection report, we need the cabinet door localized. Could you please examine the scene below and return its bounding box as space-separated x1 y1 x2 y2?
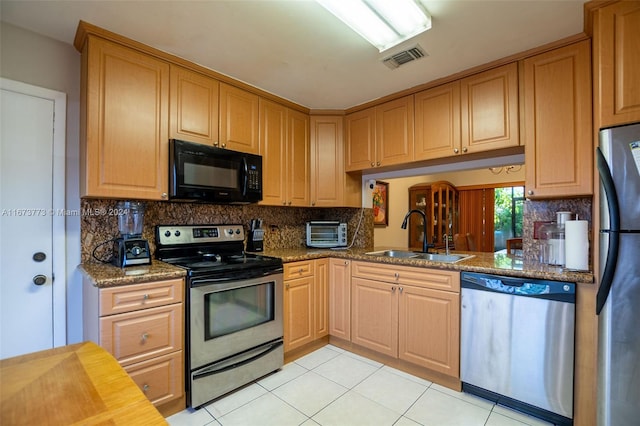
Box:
414 82 461 160
329 259 351 340
523 41 592 198
314 258 329 338
82 36 169 200
287 109 310 207
461 63 519 153
100 303 183 366
219 83 259 154
375 95 414 167
351 277 398 357
594 1 640 127
398 286 459 378
311 116 344 206
345 107 376 171
283 276 314 352
259 99 287 205
124 350 183 407
169 65 219 145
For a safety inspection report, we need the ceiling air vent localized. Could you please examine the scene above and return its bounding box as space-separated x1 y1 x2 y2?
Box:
382 44 427 70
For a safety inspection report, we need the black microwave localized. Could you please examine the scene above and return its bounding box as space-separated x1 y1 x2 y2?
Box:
169 139 262 204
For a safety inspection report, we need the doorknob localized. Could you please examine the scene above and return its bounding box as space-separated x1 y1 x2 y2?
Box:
33 275 47 286
33 252 46 262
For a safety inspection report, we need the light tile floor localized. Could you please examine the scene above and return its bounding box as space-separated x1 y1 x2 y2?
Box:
167 345 552 426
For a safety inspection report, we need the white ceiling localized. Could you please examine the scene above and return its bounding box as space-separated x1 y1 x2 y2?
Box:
1 0 587 110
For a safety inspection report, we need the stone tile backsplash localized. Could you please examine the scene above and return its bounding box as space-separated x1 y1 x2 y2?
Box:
523 197 593 264
81 199 373 263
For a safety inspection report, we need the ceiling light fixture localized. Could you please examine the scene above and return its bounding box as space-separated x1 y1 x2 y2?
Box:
316 0 432 52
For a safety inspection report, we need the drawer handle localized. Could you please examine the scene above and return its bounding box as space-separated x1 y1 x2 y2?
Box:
141 332 149 342
143 384 150 393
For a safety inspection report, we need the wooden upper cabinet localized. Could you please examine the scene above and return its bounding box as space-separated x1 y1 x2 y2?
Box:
80 36 169 200
219 83 259 154
310 116 361 207
259 99 287 206
375 95 414 167
592 1 640 127
259 100 309 206
414 81 461 161
461 63 519 153
287 109 310 207
169 65 219 145
345 107 376 171
523 40 592 198
345 96 414 172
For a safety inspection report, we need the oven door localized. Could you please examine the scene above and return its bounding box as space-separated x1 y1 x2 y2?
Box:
189 272 283 370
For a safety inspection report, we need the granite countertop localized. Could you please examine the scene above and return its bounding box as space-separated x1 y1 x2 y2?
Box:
260 247 595 284
79 260 186 288
79 247 594 287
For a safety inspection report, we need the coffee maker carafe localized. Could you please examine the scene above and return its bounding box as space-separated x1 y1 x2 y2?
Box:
112 201 151 267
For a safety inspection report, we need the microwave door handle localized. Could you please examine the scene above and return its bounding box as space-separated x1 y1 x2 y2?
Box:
241 157 248 196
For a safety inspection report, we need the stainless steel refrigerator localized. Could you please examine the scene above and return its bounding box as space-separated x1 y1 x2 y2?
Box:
596 122 640 426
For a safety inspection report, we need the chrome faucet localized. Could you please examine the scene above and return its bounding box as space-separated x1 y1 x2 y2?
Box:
401 209 434 253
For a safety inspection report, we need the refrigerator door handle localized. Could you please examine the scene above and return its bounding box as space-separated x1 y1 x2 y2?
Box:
596 147 621 315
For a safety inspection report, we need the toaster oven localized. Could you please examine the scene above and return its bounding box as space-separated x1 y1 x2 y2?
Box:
306 221 347 248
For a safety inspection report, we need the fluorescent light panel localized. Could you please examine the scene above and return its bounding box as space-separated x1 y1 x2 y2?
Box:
317 0 432 52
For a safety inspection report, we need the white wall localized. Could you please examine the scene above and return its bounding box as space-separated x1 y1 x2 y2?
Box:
1 22 83 343
373 166 525 248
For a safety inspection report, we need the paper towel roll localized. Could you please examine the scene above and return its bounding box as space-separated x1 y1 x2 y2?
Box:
565 220 589 270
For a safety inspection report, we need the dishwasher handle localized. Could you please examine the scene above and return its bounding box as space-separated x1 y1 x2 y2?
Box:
461 272 575 303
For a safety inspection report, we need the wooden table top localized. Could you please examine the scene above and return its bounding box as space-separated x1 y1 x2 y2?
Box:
1 341 167 425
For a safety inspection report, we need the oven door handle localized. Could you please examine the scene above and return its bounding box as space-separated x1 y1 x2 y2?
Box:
192 340 283 380
190 268 283 286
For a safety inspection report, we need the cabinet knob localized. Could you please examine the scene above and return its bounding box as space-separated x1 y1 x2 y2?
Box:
161 192 168 199
344 261 349 265
376 161 381 166
32 275 47 286
288 201 292 205
399 287 404 293
453 148 459 154
143 384 150 393
371 162 375 167
311 201 316 206
394 272 399 280
213 142 219 147
143 294 150 300
221 143 226 148
391 286 396 293
462 147 468 153
527 190 534 196
141 332 149 342
286 283 290 289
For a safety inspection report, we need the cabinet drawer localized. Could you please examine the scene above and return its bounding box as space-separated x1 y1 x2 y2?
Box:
352 261 460 292
284 261 314 280
124 350 183 407
100 303 183 366
100 279 184 316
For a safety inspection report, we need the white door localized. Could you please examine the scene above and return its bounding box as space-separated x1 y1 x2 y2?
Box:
0 78 66 359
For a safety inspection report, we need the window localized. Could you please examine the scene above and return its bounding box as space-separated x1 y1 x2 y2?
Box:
494 186 524 251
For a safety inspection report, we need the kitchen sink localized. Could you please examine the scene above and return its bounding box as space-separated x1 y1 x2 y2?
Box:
365 250 473 263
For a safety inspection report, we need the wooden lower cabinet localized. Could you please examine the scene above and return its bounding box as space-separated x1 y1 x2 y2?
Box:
83 278 185 416
350 261 460 378
283 259 328 353
328 258 351 340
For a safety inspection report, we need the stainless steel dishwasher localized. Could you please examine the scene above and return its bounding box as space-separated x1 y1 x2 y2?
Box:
460 272 575 426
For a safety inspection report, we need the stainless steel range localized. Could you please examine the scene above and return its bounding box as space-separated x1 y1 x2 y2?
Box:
155 224 284 408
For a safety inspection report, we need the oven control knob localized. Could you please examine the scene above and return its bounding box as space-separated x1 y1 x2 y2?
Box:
164 231 171 237
227 229 234 235
235 229 241 234
175 230 181 237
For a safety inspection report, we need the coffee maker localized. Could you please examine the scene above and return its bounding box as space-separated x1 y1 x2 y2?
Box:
112 201 151 267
